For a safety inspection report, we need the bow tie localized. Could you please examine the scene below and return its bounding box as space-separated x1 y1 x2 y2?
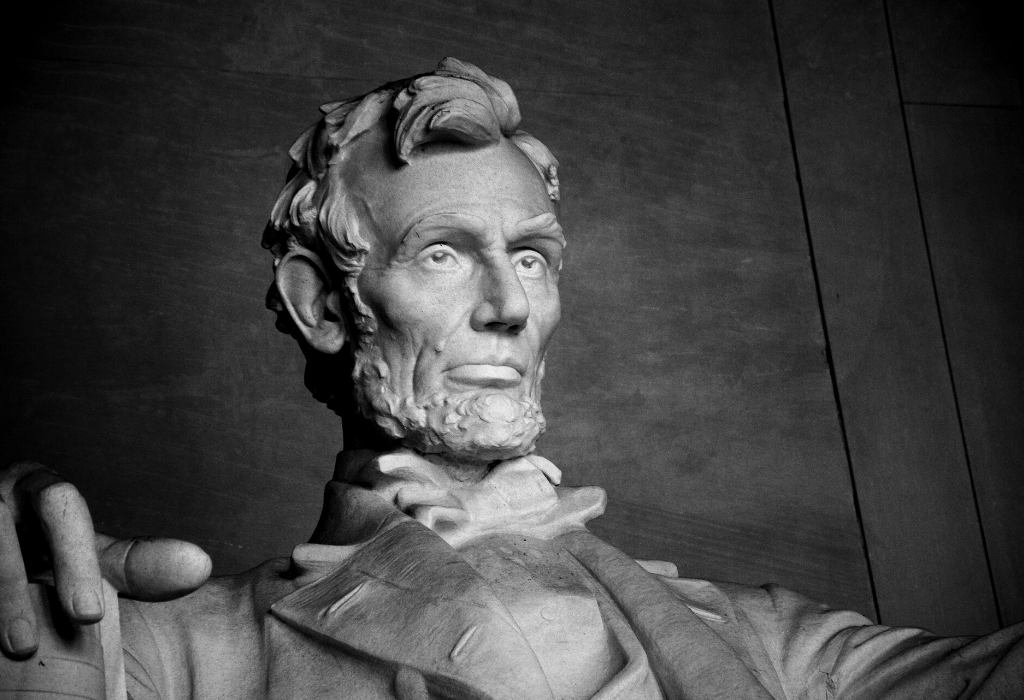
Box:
333 449 607 548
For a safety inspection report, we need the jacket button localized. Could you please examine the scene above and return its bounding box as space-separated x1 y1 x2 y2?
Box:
394 666 429 700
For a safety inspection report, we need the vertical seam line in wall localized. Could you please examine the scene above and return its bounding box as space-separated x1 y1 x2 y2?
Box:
765 0 880 623
881 0 1004 628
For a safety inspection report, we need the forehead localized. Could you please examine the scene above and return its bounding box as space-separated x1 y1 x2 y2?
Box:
344 135 556 247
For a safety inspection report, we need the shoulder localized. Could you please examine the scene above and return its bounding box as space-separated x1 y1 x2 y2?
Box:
659 575 871 631
661 579 869 653
661 578 884 700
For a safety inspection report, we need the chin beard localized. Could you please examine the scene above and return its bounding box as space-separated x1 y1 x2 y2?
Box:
351 340 546 462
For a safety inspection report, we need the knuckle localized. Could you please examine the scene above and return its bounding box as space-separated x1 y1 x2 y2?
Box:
36 482 87 523
38 481 82 505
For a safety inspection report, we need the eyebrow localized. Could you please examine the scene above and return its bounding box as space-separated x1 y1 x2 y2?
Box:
513 212 566 247
399 210 565 250
401 212 488 246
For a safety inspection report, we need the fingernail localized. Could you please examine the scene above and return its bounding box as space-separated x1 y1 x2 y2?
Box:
73 589 103 620
5 618 37 656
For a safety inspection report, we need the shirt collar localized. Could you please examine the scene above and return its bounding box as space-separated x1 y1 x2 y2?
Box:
329 448 606 549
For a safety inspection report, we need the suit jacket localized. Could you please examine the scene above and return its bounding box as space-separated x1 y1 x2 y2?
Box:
118 461 1024 700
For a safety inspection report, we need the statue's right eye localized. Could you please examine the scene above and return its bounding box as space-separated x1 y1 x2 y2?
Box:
420 243 460 269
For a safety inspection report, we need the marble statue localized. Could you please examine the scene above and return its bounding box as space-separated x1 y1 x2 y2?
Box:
1 58 1022 700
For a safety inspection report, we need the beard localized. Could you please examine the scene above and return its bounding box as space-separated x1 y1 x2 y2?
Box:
351 338 546 463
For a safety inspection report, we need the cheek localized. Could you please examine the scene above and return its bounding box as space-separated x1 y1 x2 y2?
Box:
362 272 469 352
527 283 561 348
361 269 421 330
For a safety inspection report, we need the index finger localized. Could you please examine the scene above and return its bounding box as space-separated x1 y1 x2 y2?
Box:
33 480 104 624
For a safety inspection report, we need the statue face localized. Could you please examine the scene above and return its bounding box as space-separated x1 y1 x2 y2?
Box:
348 137 564 460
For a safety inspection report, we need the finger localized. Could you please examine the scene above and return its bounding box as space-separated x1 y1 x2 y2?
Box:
98 534 212 601
34 481 104 625
0 499 38 658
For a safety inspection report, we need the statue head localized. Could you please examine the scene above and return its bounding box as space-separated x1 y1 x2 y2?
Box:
263 58 564 464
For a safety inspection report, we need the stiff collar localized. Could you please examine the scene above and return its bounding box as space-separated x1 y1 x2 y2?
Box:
327 448 607 549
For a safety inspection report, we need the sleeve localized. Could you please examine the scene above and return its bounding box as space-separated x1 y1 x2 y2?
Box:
118 597 187 700
738 584 1024 700
115 560 290 700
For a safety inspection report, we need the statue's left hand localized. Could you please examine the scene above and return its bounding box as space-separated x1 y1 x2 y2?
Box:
0 461 212 659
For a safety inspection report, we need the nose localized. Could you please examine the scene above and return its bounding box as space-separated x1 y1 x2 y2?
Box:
470 258 530 334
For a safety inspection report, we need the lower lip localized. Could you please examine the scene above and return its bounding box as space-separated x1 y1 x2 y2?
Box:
447 364 523 388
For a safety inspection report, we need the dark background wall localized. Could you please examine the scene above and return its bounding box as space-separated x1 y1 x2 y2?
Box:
1 0 1019 636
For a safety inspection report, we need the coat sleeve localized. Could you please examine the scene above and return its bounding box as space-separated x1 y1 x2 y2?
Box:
118 558 294 700
734 584 1024 700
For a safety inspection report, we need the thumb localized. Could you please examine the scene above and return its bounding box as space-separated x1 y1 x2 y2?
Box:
96 533 212 601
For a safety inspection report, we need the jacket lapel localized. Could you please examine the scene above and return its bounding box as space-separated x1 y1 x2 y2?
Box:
271 484 555 700
560 530 776 700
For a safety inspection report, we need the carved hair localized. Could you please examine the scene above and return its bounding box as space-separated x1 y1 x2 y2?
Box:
261 58 560 410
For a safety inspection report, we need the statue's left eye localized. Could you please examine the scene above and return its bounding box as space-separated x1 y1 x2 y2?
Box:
514 251 546 277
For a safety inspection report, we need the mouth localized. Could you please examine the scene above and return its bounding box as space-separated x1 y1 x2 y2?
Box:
445 364 524 389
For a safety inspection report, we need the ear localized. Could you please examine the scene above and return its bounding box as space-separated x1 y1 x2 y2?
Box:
275 248 347 354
